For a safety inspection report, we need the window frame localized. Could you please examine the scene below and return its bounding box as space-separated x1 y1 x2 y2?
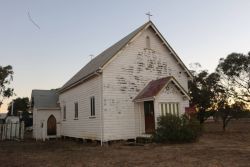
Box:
90 96 95 117
63 105 66 121
74 102 78 120
160 102 180 116
146 36 151 49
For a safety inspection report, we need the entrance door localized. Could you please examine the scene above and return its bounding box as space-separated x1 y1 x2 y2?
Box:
144 101 155 134
47 115 57 136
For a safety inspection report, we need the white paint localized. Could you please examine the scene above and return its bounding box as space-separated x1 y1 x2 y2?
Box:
59 75 102 140
154 83 189 128
0 122 24 140
32 108 61 140
102 27 189 140
40 24 191 142
5 116 19 124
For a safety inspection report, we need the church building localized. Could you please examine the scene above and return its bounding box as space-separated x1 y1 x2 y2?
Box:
31 21 192 142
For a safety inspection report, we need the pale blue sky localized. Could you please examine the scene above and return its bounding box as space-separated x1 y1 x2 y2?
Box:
1 0 250 112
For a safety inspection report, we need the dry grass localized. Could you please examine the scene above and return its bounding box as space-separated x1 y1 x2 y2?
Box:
0 120 250 167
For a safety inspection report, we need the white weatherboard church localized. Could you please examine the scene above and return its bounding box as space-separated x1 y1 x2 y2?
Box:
31 21 193 142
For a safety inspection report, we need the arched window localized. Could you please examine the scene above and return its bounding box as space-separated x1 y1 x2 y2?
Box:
146 36 150 49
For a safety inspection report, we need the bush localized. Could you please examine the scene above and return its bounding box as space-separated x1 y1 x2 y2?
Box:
152 114 202 143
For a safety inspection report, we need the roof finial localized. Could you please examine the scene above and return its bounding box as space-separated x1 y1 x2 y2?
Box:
145 12 153 21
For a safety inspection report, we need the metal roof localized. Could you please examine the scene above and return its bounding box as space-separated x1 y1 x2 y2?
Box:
133 76 190 102
59 21 150 93
31 89 59 109
59 21 193 93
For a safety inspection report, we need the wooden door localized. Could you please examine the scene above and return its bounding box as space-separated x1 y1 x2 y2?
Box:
47 115 56 136
144 101 155 134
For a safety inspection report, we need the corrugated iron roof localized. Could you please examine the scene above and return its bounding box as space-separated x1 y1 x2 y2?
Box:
134 77 172 101
59 21 193 93
31 89 59 109
59 21 150 92
133 76 190 101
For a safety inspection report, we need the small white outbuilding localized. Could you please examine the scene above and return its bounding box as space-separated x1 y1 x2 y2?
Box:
31 90 61 140
5 116 20 124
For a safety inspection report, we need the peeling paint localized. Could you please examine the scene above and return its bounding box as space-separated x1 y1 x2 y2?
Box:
114 48 173 97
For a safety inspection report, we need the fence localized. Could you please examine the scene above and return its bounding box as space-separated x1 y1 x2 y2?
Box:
0 122 24 141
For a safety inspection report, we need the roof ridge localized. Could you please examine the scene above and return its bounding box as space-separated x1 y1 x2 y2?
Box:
59 20 192 93
60 21 151 93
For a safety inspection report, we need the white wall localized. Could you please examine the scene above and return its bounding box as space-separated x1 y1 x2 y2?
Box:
102 27 189 140
33 108 61 140
134 83 189 136
32 108 37 138
59 75 102 140
154 83 189 128
134 103 145 136
5 116 19 124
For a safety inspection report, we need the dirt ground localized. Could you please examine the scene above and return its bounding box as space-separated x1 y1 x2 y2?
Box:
0 120 250 167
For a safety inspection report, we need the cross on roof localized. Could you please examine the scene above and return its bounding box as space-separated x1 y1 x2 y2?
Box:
145 12 153 21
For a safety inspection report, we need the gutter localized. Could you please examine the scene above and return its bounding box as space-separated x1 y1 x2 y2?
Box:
59 70 102 94
133 97 155 103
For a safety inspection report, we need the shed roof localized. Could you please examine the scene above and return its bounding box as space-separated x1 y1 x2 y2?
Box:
31 89 59 109
133 76 190 102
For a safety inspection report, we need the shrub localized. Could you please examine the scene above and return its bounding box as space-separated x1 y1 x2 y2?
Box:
152 114 202 143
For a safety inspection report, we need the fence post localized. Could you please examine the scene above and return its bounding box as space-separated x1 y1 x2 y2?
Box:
14 123 17 139
10 122 13 139
2 124 4 140
6 123 10 139
20 121 24 140
17 123 19 139
0 124 2 141
5 124 7 140
0 122 24 141
3 124 7 140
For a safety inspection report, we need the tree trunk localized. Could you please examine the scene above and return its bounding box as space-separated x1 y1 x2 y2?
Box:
199 110 205 124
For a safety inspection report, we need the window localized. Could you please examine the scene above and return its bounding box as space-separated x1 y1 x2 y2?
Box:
63 105 66 120
74 102 78 119
146 36 150 48
160 103 179 116
90 96 95 116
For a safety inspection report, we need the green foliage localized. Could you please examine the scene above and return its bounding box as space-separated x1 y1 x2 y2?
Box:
22 111 33 127
0 65 14 106
196 110 215 121
189 51 250 130
215 101 250 131
153 114 202 143
8 97 32 127
216 52 250 103
7 97 29 116
189 69 224 123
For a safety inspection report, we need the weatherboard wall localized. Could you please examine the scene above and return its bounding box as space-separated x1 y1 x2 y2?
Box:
59 75 102 140
33 108 61 140
32 108 38 139
154 83 189 126
102 27 189 140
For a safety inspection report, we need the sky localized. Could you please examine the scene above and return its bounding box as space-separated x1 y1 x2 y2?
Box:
1 0 250 112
